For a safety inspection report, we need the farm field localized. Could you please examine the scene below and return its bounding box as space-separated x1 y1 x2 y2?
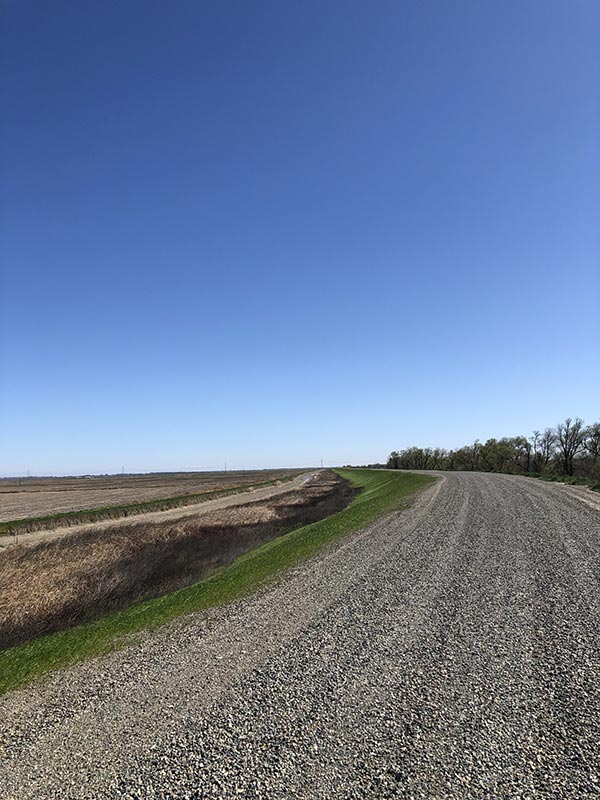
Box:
0 469 302 523
0 470 353 649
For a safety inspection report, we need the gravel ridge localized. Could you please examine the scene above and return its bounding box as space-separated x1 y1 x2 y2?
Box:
1 473 599 799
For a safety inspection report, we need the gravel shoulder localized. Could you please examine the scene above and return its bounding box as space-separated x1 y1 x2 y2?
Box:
1 472 599 799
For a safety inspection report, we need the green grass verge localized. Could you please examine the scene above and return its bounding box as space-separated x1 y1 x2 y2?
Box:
525 472 600 493
0 468 434 695
0 474 299 537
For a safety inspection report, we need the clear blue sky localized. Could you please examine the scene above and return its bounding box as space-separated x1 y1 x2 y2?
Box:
1 1 599 475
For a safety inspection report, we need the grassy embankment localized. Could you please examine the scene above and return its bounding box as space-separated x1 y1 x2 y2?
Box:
0 469 434 695
527 472 600 492
0 474 298 537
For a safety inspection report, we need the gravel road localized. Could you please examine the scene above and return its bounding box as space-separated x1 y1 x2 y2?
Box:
1 472 599 799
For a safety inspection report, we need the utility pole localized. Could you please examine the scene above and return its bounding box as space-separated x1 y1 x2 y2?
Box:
320 458 323 468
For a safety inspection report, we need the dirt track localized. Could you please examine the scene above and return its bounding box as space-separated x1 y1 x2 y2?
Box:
1 472 599 798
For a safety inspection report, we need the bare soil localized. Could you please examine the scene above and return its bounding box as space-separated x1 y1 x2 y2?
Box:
0 472 314 548
0 469 301 522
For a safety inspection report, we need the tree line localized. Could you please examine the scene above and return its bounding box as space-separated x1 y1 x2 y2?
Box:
385 418 600 483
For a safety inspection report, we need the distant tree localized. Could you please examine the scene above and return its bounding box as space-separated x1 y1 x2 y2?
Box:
508 436 532 473
430 447 448 470
530 431 542 472
384 417 597 482
583 422 600 479
471 440 482 471
451 446 470 470
446 450 456 470
556 418 586 476
387 451 401 469
480 439 511 472
530 429 560 474
539 428 556 472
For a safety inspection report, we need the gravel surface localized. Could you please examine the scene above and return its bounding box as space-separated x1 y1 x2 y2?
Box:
1 472 599 799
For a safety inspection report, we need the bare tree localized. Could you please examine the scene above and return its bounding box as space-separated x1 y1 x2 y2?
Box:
556 417 586 476
530 430 541 472
539 428 556 471
471 440 482 471
584 422 600 478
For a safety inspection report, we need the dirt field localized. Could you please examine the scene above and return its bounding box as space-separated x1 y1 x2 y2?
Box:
0 472 315 548
0 469 302 522
0 471 353 648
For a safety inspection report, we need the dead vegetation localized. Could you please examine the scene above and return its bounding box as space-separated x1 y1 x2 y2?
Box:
0 471 354 648
0 469 301 523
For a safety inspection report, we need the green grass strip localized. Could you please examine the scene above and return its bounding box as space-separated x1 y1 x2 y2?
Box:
0 469 434 695
525 472 600 493
0 474 299 536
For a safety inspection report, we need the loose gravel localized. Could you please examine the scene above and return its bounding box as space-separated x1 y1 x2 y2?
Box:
1 473 599 799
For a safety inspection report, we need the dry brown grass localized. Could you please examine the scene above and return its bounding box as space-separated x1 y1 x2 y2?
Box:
0 469 301 522
0 472 354 648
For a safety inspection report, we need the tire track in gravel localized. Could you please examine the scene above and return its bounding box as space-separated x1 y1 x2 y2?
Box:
1 472 599 799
